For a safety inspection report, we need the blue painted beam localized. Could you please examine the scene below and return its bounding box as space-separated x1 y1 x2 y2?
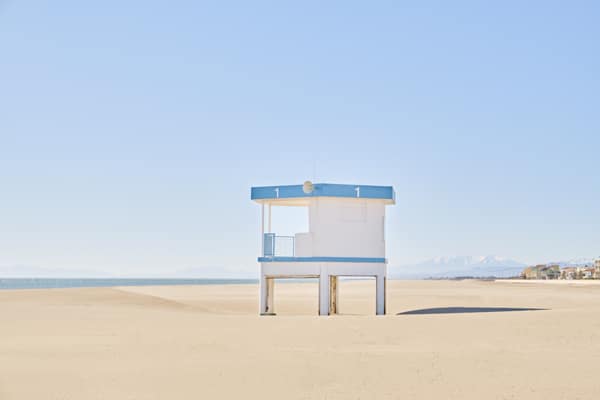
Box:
258 256 387 263
251 183 394 201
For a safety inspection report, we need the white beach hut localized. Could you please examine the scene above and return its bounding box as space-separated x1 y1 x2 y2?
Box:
251 182 395 316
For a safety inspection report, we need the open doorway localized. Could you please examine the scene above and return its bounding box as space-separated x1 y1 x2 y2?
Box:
269 205 308 237
268 278 319 315
335 277 377 315
263 205 309 257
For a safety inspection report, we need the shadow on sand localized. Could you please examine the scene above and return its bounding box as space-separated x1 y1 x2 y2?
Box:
397 307 547 315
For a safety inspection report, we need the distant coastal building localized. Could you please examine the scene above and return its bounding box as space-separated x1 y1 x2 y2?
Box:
521 264 560 280
523 260 600 280
251 182 395 315
521 266 539 279
545 265 561 279
578 266 595 279
560 267 577 280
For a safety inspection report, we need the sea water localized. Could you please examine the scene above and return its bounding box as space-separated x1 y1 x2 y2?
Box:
0 278 258 290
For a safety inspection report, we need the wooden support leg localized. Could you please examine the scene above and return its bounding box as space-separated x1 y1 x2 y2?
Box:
266 278 275 314
260 275 267 315
329 276 338 314
260 276 276 315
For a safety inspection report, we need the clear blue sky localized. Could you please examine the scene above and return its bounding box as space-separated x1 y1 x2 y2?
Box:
1 1 599 277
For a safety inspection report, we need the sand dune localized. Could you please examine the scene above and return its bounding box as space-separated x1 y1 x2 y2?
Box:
1 280 599 399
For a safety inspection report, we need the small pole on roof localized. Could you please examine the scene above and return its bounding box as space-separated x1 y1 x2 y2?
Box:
261 203 264 255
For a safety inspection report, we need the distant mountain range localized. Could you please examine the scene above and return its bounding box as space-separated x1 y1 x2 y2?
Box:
2 256 596 279
391 255 598 279
0 265 256 279
390 256 527 279
545 258 595 267
0 265 110 278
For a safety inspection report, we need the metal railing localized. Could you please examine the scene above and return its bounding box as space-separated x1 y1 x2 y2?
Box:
263 233 295 257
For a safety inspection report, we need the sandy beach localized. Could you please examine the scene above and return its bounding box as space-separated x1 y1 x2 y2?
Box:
1 279 599 399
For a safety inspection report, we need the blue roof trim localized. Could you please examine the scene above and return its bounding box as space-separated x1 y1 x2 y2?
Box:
258 256 387 263
251 183 394 201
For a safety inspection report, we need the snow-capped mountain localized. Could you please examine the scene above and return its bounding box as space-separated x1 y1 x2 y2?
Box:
390 256 527 279
545 258 595 267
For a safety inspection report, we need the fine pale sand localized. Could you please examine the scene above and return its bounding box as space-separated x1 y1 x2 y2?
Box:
1 280 600 399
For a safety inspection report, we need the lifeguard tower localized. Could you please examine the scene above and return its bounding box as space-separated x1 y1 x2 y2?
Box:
251 182 395 316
